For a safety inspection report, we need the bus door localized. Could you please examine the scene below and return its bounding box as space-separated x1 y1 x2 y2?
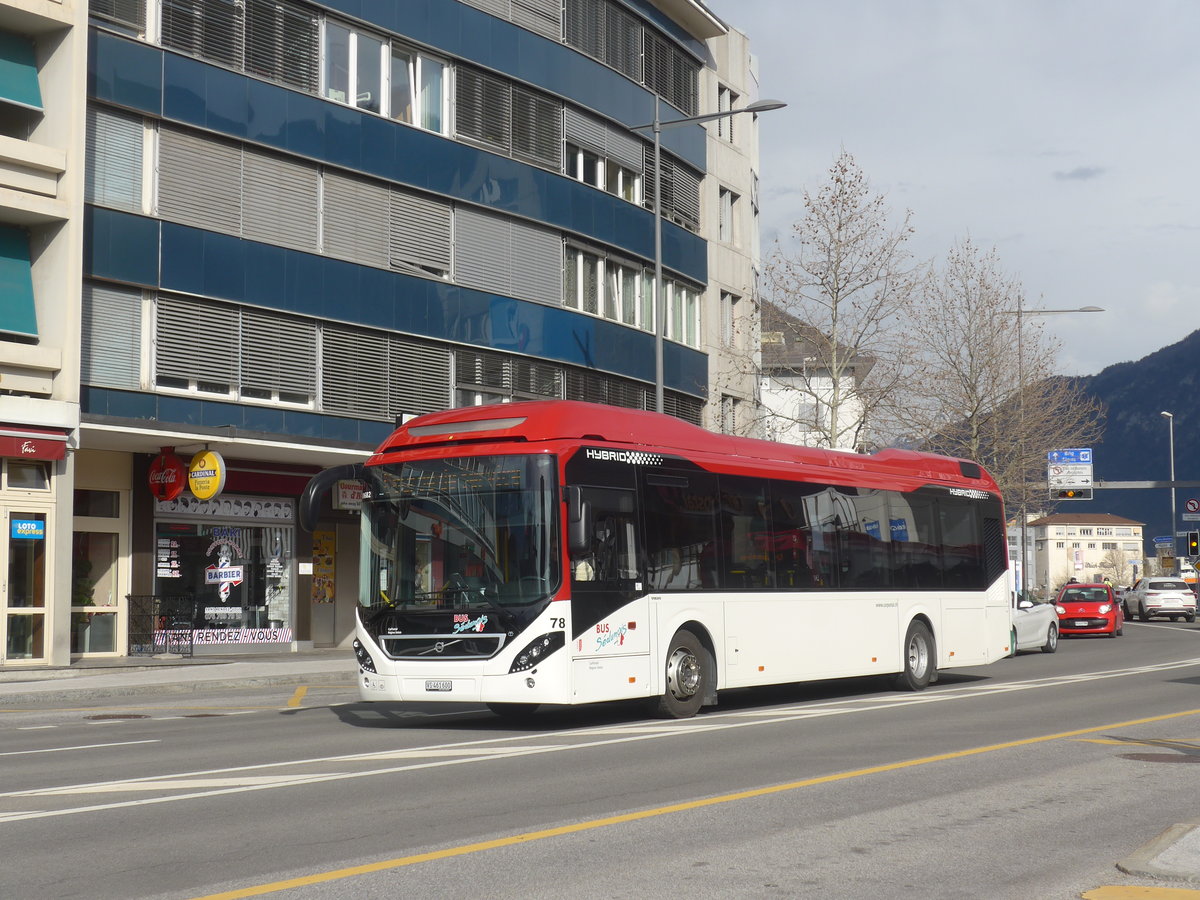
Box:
568 486 642 643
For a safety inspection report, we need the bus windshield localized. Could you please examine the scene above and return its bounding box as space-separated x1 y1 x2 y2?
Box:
360 454 559 611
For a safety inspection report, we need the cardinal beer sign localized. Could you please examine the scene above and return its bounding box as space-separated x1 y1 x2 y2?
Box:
148 449 187 501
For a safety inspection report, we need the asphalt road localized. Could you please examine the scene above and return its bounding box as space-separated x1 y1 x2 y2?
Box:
2 620 1199 900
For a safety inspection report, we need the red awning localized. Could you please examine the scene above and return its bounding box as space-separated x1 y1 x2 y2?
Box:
0 425 68 461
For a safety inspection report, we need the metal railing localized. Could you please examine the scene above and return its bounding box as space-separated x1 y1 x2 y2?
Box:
127 594 197 658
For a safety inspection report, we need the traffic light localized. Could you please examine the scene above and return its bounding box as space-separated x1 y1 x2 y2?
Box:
1052 488 1093 500
1188 531 1199 556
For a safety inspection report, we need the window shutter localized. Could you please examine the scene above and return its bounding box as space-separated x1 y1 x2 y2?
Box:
321 327 390 419
82 282 142 389
511 358 562 398
390 336 451 416
460 0 510 16
244 0 319 93
604 2 641 80
605 123 642 171
509 218 562 307
671 164 701 231
511 0 561 40
454 206 511 294
456 349 510 391
86 105 143 212
389 188 452 274
155 295 239 385
90 0 146 31
456 67 511 154
322 171 390 267
564 108 606 158
161 0 244 70
241 308 317 397
158 126 243 235
511 86 561 170
563 0 603 60
242 147 319 251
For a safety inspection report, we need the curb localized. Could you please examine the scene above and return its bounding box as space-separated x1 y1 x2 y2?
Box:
1117 822 1200 883
0 668 358 707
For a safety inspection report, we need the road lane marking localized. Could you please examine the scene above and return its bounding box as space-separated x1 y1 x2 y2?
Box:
0 740 159 757
1083 887 1200 898
186 706 1200 900
286 687 307 708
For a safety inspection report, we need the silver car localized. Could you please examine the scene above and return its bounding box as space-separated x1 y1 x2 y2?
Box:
1127 578 1197 623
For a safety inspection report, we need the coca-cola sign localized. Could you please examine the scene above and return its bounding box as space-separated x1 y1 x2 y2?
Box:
149 449 188 501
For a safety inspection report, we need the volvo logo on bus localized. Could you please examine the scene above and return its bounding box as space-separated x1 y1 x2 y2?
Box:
585 448 663 466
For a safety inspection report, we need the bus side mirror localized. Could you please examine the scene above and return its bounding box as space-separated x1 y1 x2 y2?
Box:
566 486 592 553
299 463 364 532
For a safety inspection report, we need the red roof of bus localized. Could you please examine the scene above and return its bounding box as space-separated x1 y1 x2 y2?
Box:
370 400 998 494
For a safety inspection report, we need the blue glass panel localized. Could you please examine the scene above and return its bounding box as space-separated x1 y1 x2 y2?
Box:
358 114 395 180
86 208 160 288
284 91 324 158
282 252 325 316
203 66 248 137
157 394 203 426
0 225 36 338
101 388 157 420
160 222 205 294
162 52 206 127
201 231 247 300
243 242 287 309
89 31 162 116
0 30 42 111
245 78 288 147
324 104 361 169
242 405 286 434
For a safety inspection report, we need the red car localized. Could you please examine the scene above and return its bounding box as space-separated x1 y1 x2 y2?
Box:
1054 583 1124 637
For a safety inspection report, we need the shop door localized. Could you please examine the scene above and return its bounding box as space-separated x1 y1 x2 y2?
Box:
0 506 53 662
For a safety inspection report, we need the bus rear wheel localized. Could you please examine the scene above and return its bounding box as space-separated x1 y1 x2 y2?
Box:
892 620 935 691
654 628 707 719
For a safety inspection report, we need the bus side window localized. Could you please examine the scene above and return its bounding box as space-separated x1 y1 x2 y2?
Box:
570 488 638 589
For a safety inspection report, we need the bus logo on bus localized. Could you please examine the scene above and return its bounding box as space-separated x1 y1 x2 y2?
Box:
585 448 663 466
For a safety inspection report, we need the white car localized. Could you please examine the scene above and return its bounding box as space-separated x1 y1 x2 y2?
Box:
1010 599 1059 654
1127 578 1198 622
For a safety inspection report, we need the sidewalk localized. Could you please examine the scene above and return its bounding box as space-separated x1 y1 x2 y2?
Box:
0 647 357 706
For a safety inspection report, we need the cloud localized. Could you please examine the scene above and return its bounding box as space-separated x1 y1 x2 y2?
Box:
1052 166 1107 181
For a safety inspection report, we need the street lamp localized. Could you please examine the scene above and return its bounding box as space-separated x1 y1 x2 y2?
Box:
632 97 787 413
1010 300 1103 597
1162 410 1176 566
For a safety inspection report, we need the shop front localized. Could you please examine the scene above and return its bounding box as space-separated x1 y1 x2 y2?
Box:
153 494 296 653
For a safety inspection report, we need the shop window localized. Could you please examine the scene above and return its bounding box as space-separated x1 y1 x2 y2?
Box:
72 612 117 654
7 461 48 491
75 490 120 518
153 498 296 644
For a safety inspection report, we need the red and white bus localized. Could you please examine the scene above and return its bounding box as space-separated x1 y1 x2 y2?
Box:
301 400 1011 718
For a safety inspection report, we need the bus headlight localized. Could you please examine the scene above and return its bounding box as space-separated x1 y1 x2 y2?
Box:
353 638 377 673
509 631 565 673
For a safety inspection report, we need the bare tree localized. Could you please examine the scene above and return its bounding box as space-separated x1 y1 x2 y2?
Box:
887 237 1105 509
742 151 922 450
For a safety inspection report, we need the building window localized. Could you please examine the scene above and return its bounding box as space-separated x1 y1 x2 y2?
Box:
717 85 738 142
718 187 738 244
721 291 740 347
1056 542 1065 549
1102 542 1116 550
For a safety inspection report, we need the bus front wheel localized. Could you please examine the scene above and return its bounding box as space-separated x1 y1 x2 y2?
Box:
893 620 935 692
654 628 707 719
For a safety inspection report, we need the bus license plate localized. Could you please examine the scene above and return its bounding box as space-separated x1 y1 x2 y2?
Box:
425 680 453 692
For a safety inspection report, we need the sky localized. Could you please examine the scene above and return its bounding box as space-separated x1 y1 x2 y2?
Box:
706 0 1200 376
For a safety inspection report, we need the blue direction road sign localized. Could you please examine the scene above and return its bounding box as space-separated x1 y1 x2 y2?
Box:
1153 535 1173 543
1048 448 1092 464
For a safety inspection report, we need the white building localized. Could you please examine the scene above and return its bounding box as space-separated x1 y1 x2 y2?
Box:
756 301 872 450
1022 513 1145 596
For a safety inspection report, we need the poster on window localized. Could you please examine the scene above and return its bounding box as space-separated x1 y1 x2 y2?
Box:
312 530 335 603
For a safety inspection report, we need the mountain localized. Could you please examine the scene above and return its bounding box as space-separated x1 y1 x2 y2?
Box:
1077 330 1200 554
